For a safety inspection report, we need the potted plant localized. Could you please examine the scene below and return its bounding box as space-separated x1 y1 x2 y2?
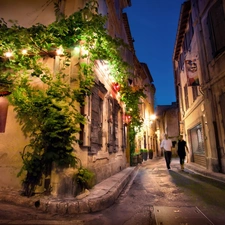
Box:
137 152 143 164
149 149 153 159
141 149 148 161
73 167 96 196
131 152 138 166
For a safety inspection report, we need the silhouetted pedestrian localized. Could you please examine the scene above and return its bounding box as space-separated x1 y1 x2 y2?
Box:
160 134 172 170
177 135 189 170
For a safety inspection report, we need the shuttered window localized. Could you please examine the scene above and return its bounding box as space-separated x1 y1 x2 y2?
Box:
183 14 194 54
178 13 194 71
90 88 103 154
192 86 199 101
178 51 185 71
184 84 189 110
114 0 120 19
107 97 119 153
208 0 225 56
89 82 107 154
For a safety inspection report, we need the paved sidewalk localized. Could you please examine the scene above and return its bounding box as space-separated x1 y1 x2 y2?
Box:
0 166 137 215
185 160 225 183
1 157 225 216
166 156 225 183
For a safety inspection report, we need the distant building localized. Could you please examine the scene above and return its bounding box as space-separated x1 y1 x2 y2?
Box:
134 60 156 154
155 102 179 156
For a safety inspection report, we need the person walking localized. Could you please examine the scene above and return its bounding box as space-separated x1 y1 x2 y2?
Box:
177 135 189 170
160 134 172 170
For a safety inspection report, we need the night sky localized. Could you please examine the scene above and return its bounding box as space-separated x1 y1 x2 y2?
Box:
124 0 185 106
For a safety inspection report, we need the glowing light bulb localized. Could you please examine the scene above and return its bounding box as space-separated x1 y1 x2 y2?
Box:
74 46 80 53
150 115 156 121
56 47 63 55
22 49 28 55
4 51 13 58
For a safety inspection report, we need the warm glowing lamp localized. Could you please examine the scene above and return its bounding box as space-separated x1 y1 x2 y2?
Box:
22 49 28 55
150 114 156 121
56 47 64 55
4 51 13 58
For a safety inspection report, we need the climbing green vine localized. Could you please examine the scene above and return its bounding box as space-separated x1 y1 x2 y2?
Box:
0 0 145 196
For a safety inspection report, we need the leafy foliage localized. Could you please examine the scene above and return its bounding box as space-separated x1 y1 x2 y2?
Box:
74 167 96 194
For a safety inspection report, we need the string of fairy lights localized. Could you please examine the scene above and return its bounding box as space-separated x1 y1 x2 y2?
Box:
2 46 139 124
3 47 64 58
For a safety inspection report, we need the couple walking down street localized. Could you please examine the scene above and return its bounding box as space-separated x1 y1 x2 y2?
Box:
160 134 188 170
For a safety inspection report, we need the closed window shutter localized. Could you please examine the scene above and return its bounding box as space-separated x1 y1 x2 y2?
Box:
208 0 225 56
108 98 113 153
184 84 189 110
114 99 119 153
90 86 103 154
89 82 107 154
192 86 198 101
107 98 120 153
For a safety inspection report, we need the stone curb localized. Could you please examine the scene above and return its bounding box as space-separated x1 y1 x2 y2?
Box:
0 166 137 215
185 162 225 183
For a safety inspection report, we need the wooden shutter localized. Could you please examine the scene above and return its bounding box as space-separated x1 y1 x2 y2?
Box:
107 98 120 153
208 0 225 56
192 86 198 101
89 82 106 154
184 84 189 110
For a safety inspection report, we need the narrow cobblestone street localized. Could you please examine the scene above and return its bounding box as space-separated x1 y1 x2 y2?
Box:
88 157 225 225
1 157 225 225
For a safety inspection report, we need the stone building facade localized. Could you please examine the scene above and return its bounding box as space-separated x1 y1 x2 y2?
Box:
173 0 225 173
0 0 155 196
134 61 156 154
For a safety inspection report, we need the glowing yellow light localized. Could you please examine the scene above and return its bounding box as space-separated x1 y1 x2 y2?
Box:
56 47 64 55
74 46 80 53
150 114 156 121
4 51 13 58
22 49 28 55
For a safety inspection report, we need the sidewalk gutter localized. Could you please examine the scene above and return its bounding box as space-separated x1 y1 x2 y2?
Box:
185 162 225 183
0 166 137 215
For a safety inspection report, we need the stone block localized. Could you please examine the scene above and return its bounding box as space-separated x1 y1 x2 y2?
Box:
78 200 90 213
58 201 68 214
99 192 115 210
67 201 79 214
39 199 49 212
47 201 58 214
88 197 101 212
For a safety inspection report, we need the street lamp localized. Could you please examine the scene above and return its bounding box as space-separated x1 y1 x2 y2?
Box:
150 114 156 121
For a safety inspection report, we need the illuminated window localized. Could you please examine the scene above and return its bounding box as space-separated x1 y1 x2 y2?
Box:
190 124 205 155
